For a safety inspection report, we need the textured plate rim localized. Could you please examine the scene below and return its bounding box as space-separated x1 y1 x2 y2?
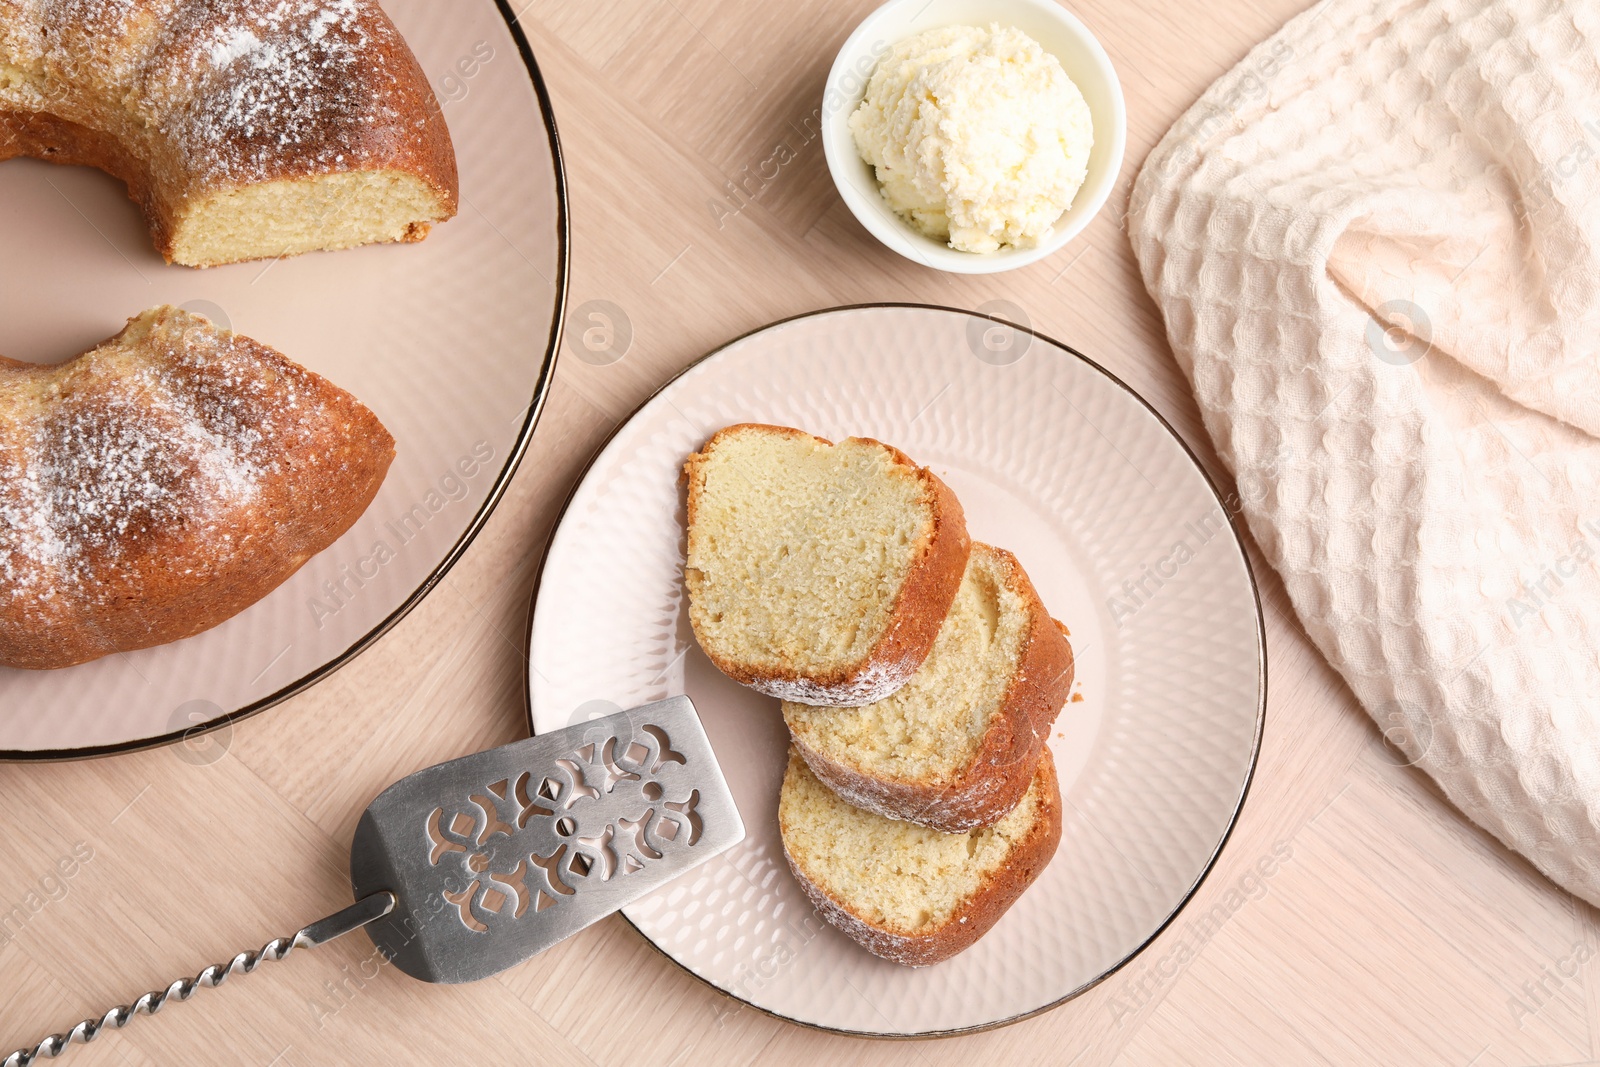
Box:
523 303 1267 1039
2 0 570 763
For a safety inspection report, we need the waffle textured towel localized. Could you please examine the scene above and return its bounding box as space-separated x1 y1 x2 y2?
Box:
1130 0 1600 902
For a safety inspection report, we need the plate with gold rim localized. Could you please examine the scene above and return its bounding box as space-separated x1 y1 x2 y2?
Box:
0 0 565 759
526 304 1264 1037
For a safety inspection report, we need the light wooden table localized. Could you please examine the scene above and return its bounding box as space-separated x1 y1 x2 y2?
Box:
4 1 1594 1064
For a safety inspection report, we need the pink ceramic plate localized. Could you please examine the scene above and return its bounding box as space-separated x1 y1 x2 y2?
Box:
527 306 1265 1036
0 0 566 758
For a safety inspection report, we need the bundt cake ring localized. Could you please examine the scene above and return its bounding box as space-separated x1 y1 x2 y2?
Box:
0 0 459 267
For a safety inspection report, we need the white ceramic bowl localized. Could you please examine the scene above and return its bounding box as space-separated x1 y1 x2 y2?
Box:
823 0 1127 274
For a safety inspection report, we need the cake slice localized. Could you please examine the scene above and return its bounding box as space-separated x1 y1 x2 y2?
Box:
783 543 1073 831
779 746 1061 966
682 424 970 705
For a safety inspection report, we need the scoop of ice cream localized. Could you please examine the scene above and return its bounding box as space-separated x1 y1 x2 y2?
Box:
850 24 1094 254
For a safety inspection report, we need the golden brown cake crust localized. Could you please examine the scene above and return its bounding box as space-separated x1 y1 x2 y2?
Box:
790 547 1076 831
782 749 1063 967
683 422 971 706
0 0 458 265
0 306 395 670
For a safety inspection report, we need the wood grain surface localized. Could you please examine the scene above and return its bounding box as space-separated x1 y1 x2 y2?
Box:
3 0 1594 1064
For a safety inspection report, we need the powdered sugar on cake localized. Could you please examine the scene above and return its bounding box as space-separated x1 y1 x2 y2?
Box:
751 652 920 706
0 0 407 185
0 377 262 603
0 311 328 621
171 0 397 183
207 27 263 70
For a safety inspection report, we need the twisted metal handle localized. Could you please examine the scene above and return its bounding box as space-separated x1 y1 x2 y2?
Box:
3 892 394 1067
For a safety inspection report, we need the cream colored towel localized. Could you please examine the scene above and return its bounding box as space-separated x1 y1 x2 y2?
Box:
1130 0 1600 902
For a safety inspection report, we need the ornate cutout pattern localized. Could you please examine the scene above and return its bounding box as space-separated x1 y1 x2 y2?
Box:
422 722 705 933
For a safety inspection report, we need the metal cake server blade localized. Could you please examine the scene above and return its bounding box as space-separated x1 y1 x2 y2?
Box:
4 697 742 1065
348 695 742 982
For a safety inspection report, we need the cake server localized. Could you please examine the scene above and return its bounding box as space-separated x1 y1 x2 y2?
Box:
4 696 742 1065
